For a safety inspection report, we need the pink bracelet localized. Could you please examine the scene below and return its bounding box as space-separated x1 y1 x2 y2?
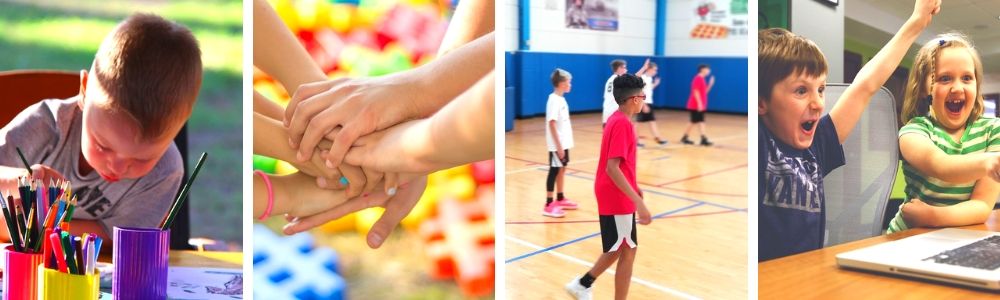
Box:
255 170 274 220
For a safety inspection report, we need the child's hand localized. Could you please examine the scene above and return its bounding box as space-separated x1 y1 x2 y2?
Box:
637 203 652 225
642 104 650 113
282 176 428 248
281 172 359 218
910 0 941 27
289 150 346 190
901 198 934 228
340 119 440 174
285 75 420 169
29 164 65 186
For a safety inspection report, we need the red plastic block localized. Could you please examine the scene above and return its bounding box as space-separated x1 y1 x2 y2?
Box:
418 196 495 297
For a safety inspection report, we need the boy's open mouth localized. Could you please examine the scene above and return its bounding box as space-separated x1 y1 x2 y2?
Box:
945 98 965 114
800 120 817 133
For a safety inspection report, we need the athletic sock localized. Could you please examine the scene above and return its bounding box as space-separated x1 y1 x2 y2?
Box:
546 197 554 205
579 272 596 288
557 193 565 201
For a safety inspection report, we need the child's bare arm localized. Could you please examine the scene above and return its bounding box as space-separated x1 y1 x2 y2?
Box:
904 178 999 228
285 33 495 169
437 0 494 56
899 133 1000 183
254 90 285 120
256 112 384 195
635 58 650 76
831 0 939 143
549 120 563 156
606 157 651 224
253 172 370 219
341 72 495 174
252 0 325 95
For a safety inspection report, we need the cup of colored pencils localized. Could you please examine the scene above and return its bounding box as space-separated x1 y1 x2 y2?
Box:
36 230 101 300
3 178 92 300
111 152 207 300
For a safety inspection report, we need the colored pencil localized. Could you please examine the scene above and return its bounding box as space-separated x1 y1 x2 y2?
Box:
15 147 31 176
160 152 208 229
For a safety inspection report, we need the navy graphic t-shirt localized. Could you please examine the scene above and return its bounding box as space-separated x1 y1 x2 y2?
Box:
759 115 845 261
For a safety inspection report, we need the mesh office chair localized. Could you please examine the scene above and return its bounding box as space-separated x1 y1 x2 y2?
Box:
822 84 899 247
0 70 193 250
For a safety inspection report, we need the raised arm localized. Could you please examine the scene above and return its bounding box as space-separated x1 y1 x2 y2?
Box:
830 0 939 143
252 0 325 94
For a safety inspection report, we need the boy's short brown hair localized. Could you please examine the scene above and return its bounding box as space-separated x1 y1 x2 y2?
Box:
92 13 202 141
551 68 572 87
758 28 827 101
610 59 626 72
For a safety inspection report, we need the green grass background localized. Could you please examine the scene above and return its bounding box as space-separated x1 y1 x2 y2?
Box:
0 0 243 246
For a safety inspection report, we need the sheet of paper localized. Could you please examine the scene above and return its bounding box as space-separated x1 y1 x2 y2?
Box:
167 267 243 300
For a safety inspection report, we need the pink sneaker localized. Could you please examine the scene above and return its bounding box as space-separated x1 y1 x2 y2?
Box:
543 203 566 218
554 198 578 210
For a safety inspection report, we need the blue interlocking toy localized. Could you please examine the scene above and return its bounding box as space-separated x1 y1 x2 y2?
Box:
253 224 346 300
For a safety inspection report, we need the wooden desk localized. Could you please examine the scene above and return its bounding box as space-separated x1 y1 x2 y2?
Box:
759 210 1000 298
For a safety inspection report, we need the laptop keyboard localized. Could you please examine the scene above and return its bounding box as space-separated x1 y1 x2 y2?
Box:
924 235 1000 271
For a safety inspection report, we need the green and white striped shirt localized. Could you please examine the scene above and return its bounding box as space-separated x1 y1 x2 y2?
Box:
889 116 1000 233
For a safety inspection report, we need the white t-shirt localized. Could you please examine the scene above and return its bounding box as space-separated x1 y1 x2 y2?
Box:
546 93 574 151
641 75 654 104
602 74 618 123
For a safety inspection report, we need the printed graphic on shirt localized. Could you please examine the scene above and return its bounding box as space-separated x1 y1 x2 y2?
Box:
761 138 823 213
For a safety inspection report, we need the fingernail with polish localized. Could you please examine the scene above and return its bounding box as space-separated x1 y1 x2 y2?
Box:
387 187 397 196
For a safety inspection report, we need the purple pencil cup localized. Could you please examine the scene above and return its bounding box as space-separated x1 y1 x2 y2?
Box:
112 227 169 300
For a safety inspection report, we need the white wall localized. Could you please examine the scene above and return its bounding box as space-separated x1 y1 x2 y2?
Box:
792 0 844 82
984 74 1000 96
664 0 748 57
525 0 656 55
504 0 519 51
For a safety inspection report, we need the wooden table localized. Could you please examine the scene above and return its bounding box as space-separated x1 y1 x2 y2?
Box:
759 210 1000 298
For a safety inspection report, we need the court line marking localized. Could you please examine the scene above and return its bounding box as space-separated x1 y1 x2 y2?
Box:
506 208 744 225
507 236 702 300
562 172 745 212
655 163 748 187
505 202 705 264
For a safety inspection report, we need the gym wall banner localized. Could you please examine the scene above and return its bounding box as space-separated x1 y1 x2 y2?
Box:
563 0 619 31
690 0 748 39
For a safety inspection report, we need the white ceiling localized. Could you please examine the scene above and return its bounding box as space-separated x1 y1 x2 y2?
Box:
845 0 1000 84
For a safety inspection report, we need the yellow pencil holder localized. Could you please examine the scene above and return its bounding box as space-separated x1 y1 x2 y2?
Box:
36 266 100 300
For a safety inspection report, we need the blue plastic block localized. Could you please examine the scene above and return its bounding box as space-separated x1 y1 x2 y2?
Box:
254 224 346 300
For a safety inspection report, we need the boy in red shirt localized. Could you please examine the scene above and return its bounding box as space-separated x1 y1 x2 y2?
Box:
565 74 652 300
682 64 715 146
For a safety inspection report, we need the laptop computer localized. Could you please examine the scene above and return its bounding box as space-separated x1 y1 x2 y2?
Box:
836 228 1000 290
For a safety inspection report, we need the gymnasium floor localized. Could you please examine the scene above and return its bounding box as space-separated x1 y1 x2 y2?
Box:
504 110 748 299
